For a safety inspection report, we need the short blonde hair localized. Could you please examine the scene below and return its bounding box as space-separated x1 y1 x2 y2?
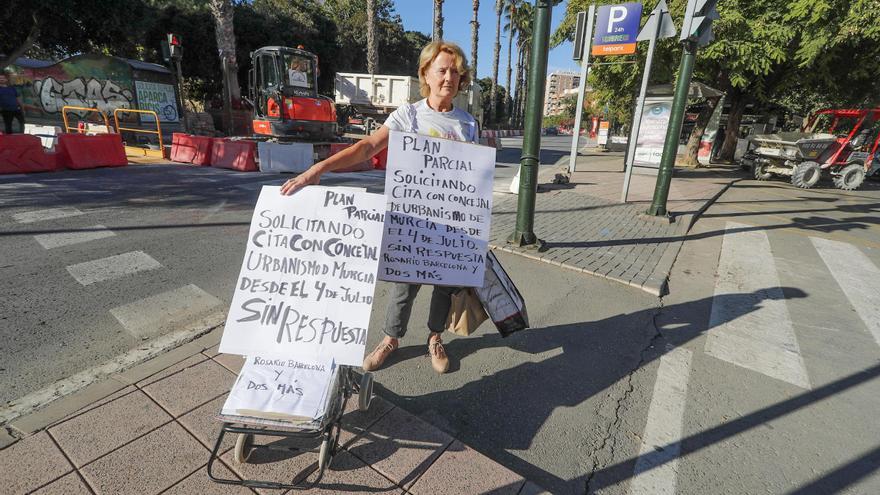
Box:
417 41 471 98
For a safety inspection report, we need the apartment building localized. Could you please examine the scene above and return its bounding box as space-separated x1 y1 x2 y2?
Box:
543 71 581 116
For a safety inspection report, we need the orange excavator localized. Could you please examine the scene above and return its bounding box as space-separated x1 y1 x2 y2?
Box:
249 46 337 141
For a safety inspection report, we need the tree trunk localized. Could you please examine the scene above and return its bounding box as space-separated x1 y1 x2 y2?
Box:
505 26 513 126
681 96 720 167
0 14 39 71
490 0 502 127
511 42 522 127
433 0 444 41
366 0 378 75
518 46 530 127
720 88 747 162
470 0 479 77
209 0 240 103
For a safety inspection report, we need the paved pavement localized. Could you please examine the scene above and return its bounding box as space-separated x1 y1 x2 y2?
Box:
1 143 743 494
491 149 736 295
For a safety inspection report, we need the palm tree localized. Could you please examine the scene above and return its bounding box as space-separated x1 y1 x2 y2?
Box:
209 0 240 101
490 0 502 127
366 0 378 75
511 1 533 127
433 0 444 41
470 0 480 77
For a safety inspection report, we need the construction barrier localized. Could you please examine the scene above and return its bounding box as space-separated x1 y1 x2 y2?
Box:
0 134 57 174
257 141 313 173
56 133 127 169
24 124 63 150
371 147 388 170
211 139 258 172
171 133 214 165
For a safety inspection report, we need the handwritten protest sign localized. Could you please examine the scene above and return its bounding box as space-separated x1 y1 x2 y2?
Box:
379 130 496 287
219 186 385 366
221 355 337 421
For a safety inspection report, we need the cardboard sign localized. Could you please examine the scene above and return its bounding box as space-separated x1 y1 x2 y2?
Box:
221 355 337 421
379 130 496 287
218 186 386 366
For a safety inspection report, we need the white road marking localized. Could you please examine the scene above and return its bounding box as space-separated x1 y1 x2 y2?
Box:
34 225 116 249
12 207 84 224
630 347 693 495
811 236 880 346
66 251 162 286
0 181 45 189
109 284 222 339
705 222 811 389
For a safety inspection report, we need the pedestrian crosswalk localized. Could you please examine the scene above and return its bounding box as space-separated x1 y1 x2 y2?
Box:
631 221 880 494
705 222 811 389
13 206 223 339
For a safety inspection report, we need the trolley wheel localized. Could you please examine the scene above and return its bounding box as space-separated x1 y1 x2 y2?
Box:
359 372 374 411
233 433 253 464
318 437 332 470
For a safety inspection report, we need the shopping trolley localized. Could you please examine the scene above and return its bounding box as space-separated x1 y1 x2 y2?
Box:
206 366 374 490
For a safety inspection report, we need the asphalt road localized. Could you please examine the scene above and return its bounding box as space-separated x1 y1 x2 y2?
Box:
0 134 583 405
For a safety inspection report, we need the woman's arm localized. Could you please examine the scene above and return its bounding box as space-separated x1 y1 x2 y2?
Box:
280 125 390 195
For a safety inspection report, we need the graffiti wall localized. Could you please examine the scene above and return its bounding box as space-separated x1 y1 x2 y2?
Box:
9 54 180 128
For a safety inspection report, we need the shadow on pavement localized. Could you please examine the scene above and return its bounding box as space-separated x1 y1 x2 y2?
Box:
376 288 812 494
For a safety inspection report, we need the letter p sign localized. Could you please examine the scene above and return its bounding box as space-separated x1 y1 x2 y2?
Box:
607 6 627 33
592 3 643 56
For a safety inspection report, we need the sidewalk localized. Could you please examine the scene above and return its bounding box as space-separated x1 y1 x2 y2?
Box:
491 150 740 295
0 149 739 494
1 326 547 495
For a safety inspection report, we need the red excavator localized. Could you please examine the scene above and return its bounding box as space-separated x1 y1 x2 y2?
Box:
249 46 337 141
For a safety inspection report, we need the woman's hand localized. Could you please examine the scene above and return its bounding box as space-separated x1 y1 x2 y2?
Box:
280 166 321 195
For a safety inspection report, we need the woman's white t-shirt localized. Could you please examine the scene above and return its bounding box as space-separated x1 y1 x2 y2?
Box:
382 99 479 143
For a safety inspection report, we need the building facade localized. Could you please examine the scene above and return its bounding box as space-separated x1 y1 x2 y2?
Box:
543 71 581 116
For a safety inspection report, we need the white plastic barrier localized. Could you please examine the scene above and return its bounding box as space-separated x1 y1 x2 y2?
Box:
257 141 314 173
24 124 63 150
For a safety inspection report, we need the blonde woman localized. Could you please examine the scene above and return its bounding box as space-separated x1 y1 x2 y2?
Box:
281 41 479 374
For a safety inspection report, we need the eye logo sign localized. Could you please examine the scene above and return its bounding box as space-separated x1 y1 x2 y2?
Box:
592 3 643 56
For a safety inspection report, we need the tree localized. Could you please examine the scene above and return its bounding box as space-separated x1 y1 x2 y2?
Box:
0 14 38 71
208 0 241 103
366 0 378 75
508 1 533 127
502 0 520 126
489 0 502 126
433 0 444 40
470 0 480 83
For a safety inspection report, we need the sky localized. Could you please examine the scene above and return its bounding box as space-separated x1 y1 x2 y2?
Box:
392 0 582 82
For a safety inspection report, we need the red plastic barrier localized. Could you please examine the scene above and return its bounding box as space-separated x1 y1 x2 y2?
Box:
56 133 127 169
371 147 388 170
171 133 214 166
0 134 57 174
210 139 258 172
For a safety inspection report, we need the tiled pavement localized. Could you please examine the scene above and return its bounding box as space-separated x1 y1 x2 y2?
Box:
1 329 546 494
1 149 740 493
491 151 738 295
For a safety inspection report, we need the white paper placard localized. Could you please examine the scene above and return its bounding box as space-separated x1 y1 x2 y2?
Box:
221 355 337 421
219 186 386 366
379 130 496 287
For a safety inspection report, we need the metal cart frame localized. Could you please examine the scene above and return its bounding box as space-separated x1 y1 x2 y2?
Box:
206 366 374 490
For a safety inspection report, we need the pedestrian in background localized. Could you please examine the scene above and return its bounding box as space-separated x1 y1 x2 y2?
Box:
0 71 25 134
281 40 479 374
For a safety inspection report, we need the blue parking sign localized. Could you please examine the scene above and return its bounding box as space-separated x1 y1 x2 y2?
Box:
592 3 643 56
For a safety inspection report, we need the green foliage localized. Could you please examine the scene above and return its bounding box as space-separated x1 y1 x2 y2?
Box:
552 0 879 127
477 76 508 125
2 0 433 103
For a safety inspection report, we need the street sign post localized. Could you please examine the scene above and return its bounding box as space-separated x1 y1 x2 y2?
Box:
567 5 595 174
592 3 643 56
621 0 676 202
646 0 719 216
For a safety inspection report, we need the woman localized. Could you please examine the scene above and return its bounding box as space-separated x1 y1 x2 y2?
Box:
281 41 479 374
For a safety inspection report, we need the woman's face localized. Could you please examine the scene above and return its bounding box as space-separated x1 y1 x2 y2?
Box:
0 75 7 86
424 51 460 101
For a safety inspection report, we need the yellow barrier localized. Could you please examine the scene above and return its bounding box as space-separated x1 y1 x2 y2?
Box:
113 108 166 159
61 106 112 134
